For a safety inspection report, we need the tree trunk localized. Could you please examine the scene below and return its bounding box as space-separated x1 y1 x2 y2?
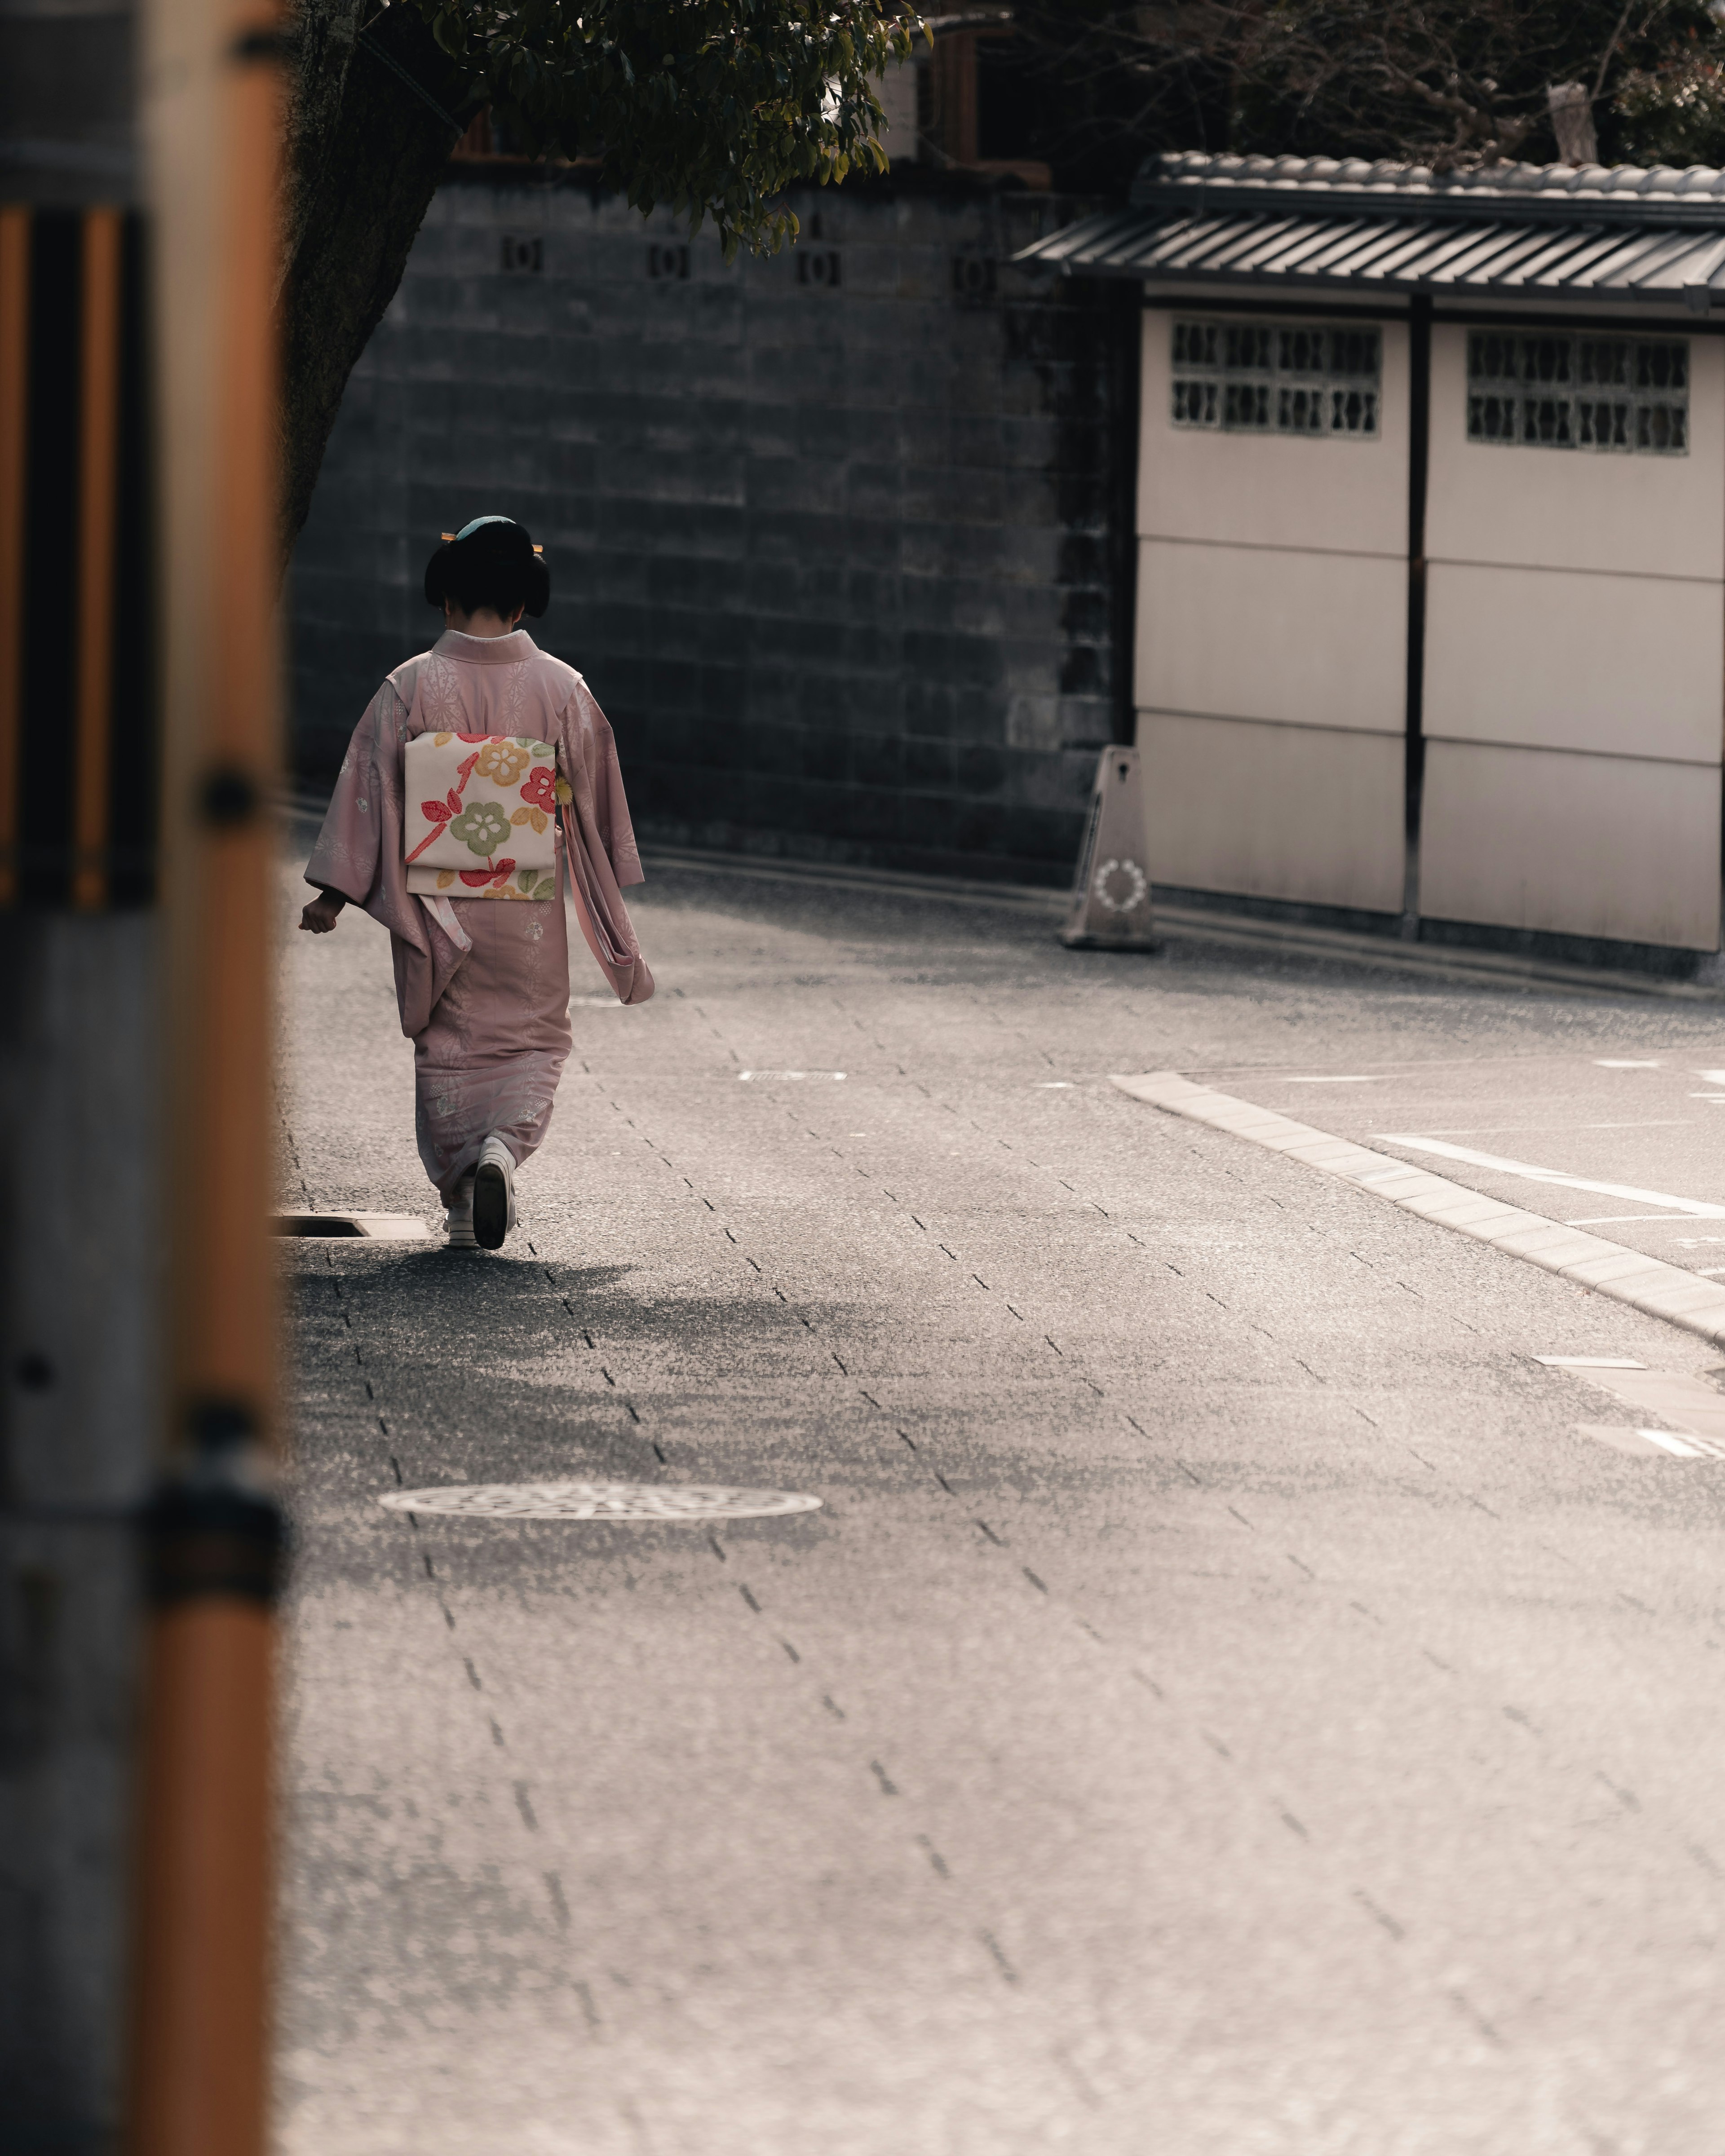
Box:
1547 80 1600 164
279 0 478 560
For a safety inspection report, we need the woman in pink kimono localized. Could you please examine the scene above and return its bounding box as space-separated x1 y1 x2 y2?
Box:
300 516 652 1249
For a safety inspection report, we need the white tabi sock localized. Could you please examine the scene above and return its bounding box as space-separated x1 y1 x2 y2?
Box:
445 1173 478 1249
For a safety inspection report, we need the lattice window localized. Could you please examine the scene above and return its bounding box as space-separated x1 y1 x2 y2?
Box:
1466 332 1688 455
1171 319 1381 438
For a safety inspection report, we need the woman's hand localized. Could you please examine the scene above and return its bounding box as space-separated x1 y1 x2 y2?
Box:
299 892 345 934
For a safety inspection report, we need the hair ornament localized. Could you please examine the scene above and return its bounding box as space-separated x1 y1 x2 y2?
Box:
442 527 542 554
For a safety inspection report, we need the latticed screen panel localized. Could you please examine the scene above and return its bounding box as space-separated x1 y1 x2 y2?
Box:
1171 319 1381 438
1466 332 1688 455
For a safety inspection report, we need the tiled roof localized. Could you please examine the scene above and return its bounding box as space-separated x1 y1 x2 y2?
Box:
1141 152 1725 217
1016 153 1725 307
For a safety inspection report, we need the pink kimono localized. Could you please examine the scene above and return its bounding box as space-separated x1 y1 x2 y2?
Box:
306 628 652 1201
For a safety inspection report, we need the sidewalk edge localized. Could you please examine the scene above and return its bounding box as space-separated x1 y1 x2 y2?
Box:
1111 1070 1725 1352
645 850 1725 1003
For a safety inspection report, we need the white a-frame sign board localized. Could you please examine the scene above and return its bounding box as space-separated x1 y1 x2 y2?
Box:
1061 746 1159 951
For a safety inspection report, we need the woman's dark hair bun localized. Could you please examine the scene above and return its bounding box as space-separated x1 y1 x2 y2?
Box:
424 515 550 619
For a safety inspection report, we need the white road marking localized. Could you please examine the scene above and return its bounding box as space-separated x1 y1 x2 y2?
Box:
1551 1365 1725 1455
1574 1423 1691 1458
1572 1422 1725 1459
1637 1429 1707 1458
738 1071 845 1081
1370 1135 1725 1218
1037 1082 1075 1088
1535 1356 1646 1369
1639 1431 1707 1466
1695 1069 1725 1084
1689 1094 1725 1102
1402 1122 1687 1136
1596 1059 1661 1068
1565 1214 1712 1226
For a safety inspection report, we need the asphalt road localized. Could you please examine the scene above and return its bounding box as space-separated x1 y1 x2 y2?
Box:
277 853 1725 2156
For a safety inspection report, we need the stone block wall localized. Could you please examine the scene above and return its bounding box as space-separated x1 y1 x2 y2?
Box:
289 169 1131 885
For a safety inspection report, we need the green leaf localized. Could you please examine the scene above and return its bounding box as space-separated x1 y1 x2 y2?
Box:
403 0 923 260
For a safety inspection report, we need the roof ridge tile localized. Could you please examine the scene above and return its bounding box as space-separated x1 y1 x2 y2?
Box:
1145 149 1725 205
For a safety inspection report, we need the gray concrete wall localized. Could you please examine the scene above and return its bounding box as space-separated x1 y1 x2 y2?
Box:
289 172 1128 886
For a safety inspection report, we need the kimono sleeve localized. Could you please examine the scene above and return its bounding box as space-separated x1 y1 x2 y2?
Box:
571 680 644 889
305 682 402 904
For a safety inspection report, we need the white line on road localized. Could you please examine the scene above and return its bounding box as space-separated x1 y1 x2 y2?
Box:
1564 1215 1716 1226
1573 1422 1722 1459
1534 1356 1646 1368
1111 1071 1725 1350
1596 1059 1661 1068
1549 1361 1725 1455
1397 1123 1689 1137
1696 1069 1725 1084
1369 1135 1725 1218
1639 1428 1712 1456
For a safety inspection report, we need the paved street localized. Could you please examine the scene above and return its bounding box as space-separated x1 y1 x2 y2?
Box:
277 848 1725 2156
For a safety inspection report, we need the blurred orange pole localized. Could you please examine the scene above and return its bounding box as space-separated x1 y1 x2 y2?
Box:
73 207 122 913
128 0 287 2131
0 207 26 908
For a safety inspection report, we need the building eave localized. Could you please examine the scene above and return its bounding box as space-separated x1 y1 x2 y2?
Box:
1015 203 1725 313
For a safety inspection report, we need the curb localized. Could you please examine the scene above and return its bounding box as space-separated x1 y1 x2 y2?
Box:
646 848 1725 1003
1112 1070 1725 1352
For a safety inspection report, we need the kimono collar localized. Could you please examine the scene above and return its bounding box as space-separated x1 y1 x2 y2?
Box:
432 627 539 666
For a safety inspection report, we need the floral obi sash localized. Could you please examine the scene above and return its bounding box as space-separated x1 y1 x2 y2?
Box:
403 732 566 900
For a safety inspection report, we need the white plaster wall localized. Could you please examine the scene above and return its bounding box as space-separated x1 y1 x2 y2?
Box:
1420 319 1724 945
877 53 919 160
1138 540 1406 734
1135 307 1409 910
1424 564 1723 762
1140 712 1406 913
1141 313 1409 555
1425 325 1725 579
1421 741 1722 950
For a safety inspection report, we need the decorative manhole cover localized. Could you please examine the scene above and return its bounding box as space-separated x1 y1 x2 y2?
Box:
379 1481 822 1521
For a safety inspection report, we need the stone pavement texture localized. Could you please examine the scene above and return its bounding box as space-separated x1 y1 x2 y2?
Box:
277 851 1725 2156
